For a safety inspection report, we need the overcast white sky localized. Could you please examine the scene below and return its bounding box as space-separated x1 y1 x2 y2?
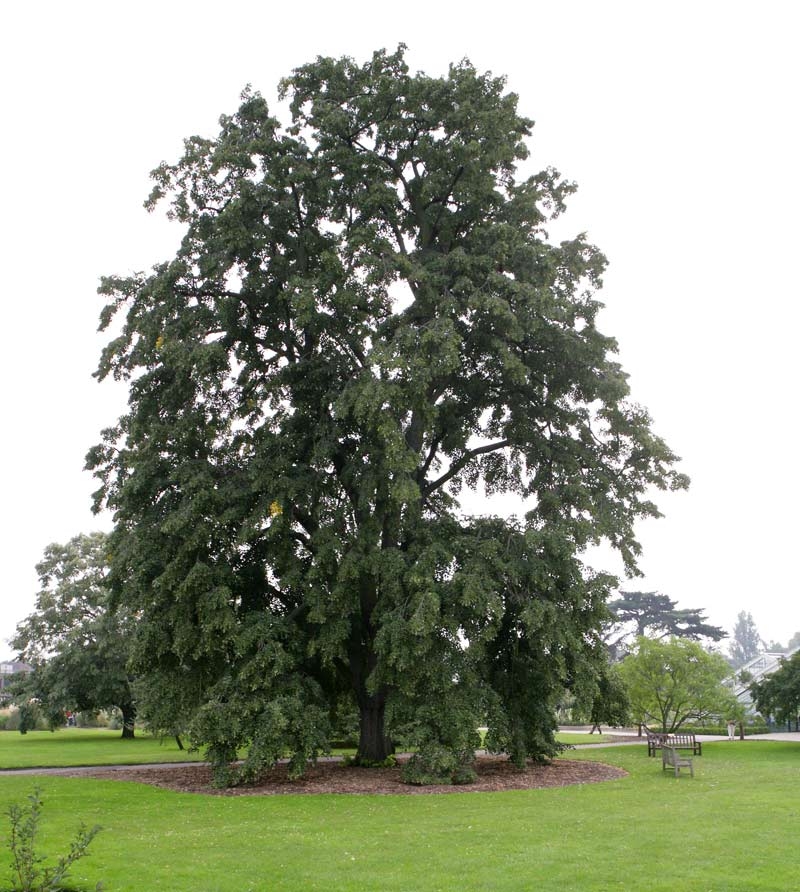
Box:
2 0 798 653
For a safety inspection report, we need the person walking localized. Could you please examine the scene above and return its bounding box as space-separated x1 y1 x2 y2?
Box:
726 719 736 740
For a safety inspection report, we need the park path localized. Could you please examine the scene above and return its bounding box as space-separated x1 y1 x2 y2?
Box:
565 727 800 747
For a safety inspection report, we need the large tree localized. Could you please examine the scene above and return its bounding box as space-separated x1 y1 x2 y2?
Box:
618 636 735 733
88 47 687 783
11 533 137 738
605 590 725 659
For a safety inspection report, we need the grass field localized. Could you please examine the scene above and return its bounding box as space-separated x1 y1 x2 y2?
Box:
556 731 614 745
0 739 797 891
0 729 203 769
0 728 608 770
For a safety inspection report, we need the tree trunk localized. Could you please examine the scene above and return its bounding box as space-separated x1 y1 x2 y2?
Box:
356 695 393 763
120 704 136 739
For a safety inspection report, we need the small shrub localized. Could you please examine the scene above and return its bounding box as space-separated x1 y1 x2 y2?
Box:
451 763 478 785
5 788 102 892
402 745 458 785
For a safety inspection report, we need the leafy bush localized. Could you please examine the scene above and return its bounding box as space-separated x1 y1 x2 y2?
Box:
402 744 477 786
451 764 478 785
5 787 102 891
678 720 770 736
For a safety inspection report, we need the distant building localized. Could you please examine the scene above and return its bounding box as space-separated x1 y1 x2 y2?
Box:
0 661 31 699
732 647 800 713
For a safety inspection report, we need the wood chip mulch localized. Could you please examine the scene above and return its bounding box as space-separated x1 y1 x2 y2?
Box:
60 755 627 796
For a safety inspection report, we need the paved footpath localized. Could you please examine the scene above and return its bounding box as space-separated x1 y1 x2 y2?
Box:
565 727 800 748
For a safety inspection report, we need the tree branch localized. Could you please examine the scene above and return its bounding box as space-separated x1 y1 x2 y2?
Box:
423 439 511 495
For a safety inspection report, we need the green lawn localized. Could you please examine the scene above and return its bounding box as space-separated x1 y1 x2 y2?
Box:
0 728 609 770
0 740 797 891
556 731 614 745
0 729 203 769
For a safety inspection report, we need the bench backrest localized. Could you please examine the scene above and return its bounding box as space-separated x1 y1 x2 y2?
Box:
663 745 692 765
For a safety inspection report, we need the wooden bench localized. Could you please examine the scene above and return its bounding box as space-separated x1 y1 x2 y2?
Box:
646 729 667 757
666 732 702 755
646 730 702 756
662 745 694 777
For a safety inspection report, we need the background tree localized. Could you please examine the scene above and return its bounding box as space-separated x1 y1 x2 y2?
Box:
788 631 800 652
764 640 787 653
11 533 137 738
618 636 735 733
727 610 764 669
751 651 800 730
88 47 687 783
605 591 725 659
586 664 630 733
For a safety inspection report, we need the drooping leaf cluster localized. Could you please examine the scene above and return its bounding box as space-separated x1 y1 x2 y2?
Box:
87 47 688 782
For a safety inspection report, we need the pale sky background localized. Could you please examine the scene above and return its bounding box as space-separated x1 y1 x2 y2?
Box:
1 0 798 654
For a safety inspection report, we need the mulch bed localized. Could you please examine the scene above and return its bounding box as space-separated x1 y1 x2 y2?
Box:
60 755 627 796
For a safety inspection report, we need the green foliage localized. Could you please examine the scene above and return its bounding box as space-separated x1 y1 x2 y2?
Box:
88 46 687 782
588 663 630 729
4 788 101 892
11 535 136 740
606 591 725 659
728 610 763 669
451 763 478 785
751 650 800 725
15 706 39 737
132 668 199 745
675 719 770 735
619 636 735 732
402 744 463 785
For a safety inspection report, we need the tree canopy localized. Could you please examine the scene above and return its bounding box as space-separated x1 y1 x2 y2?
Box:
11 532 137 737
618 636 735 733
88 47 688 784
605 590 725 659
